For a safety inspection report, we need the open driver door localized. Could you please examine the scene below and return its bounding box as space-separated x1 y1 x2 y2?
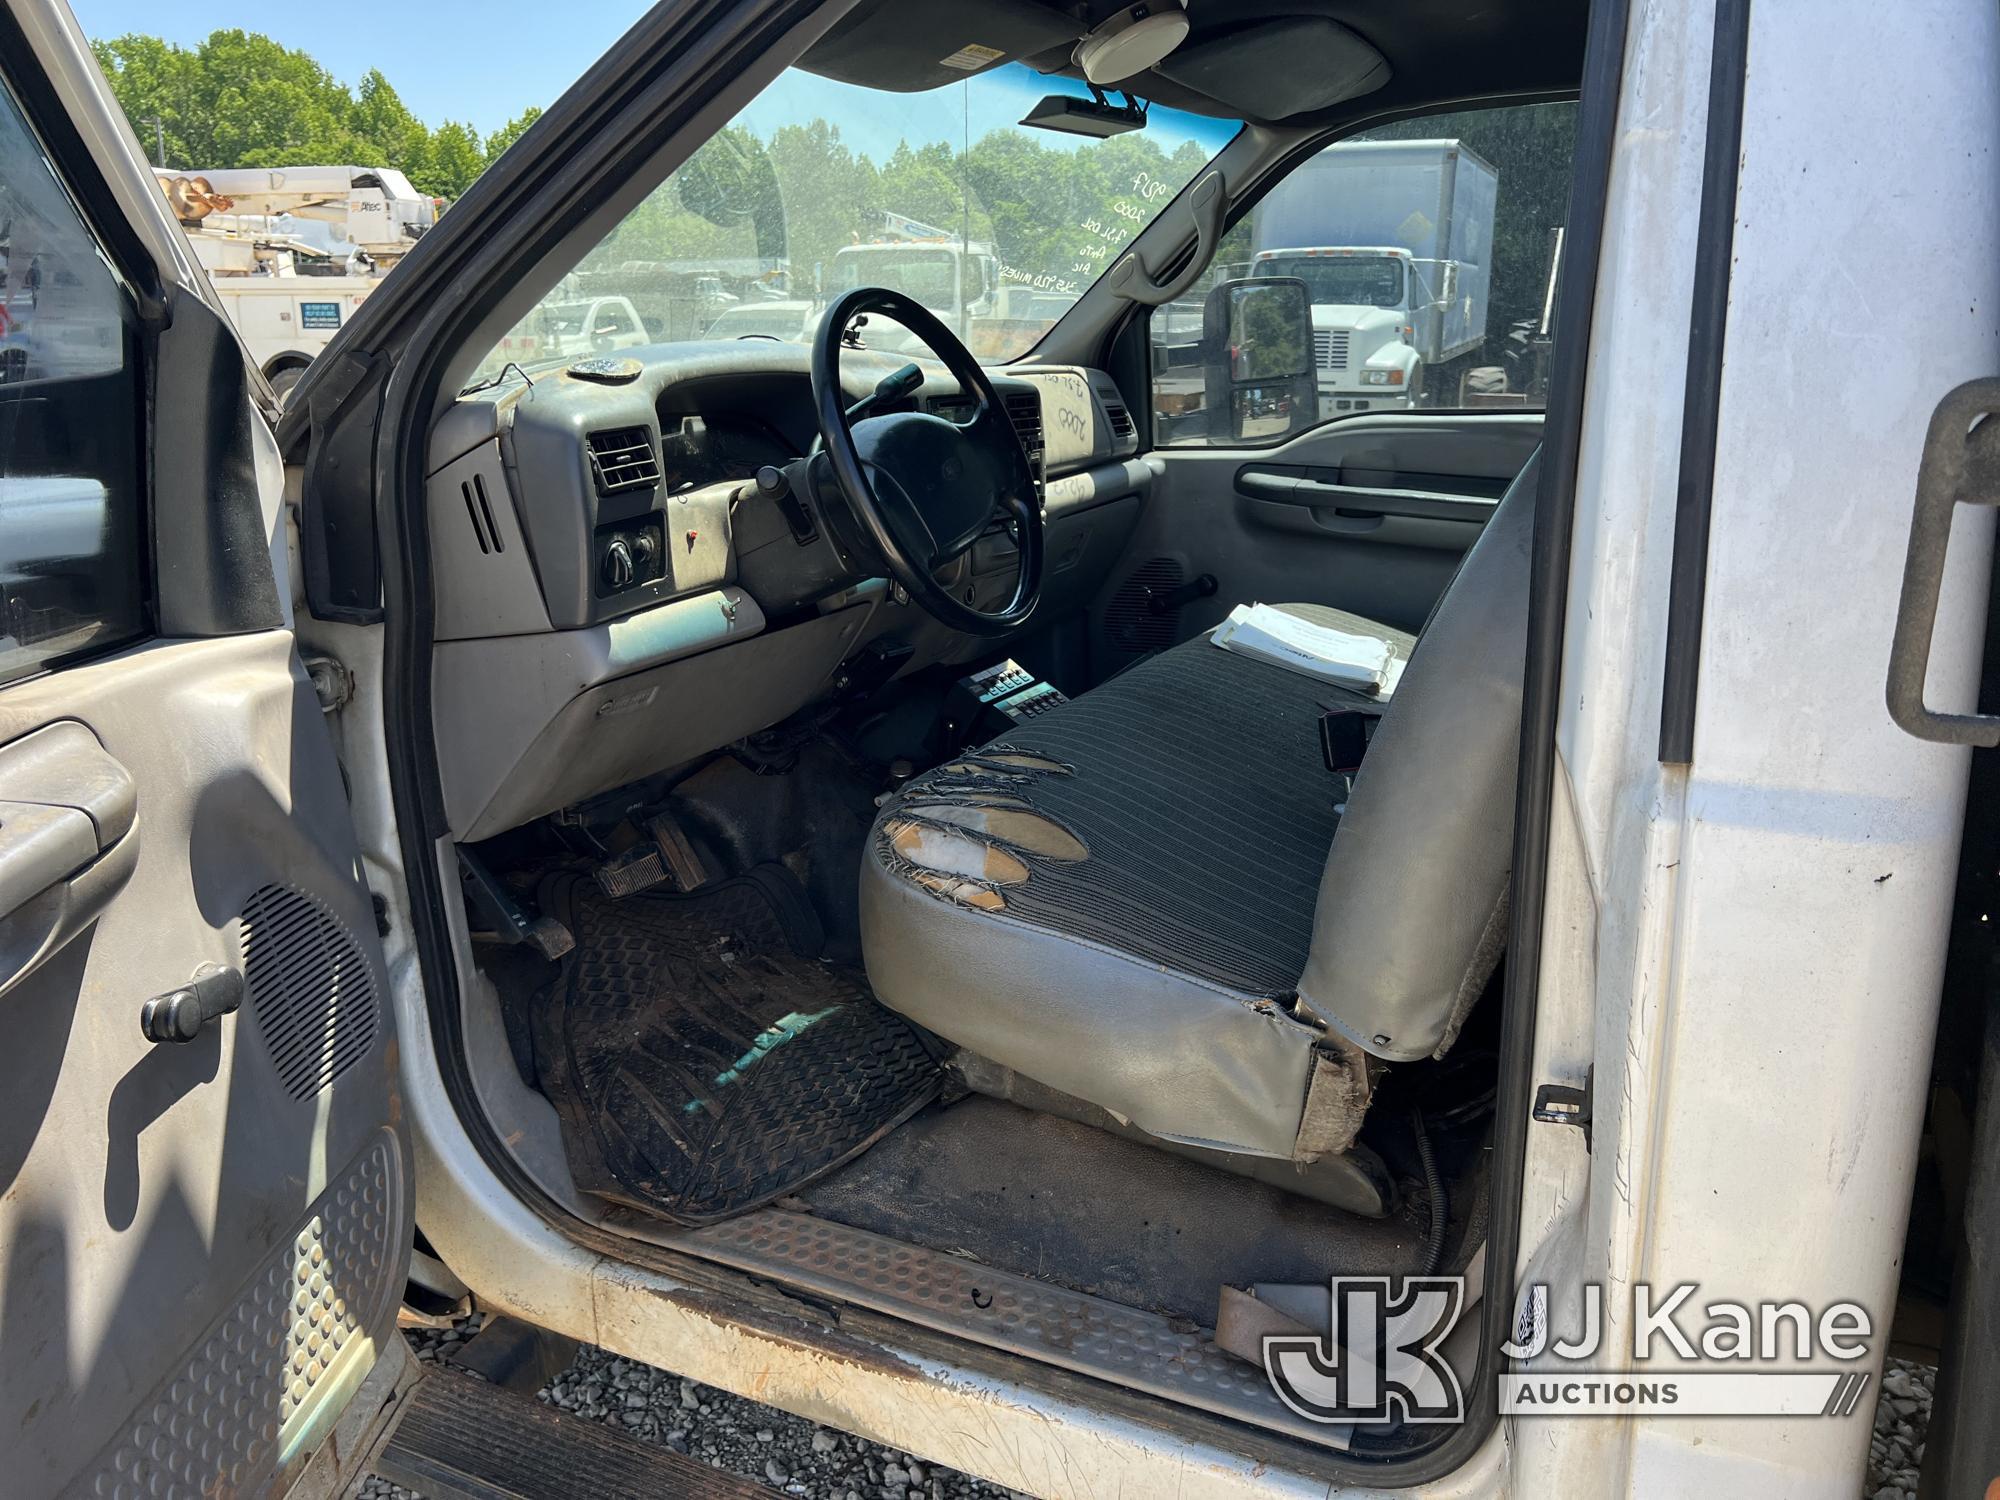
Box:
0 6 414 1495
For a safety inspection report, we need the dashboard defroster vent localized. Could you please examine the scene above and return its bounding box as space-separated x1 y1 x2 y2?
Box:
1002 391 1045 475
584 427 663 495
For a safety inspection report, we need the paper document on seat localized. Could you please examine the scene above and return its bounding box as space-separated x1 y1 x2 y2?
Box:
1210 604 1392 692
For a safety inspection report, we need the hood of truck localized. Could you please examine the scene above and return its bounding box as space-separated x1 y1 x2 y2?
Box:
1310 304 1406 373
1310 304 1405 335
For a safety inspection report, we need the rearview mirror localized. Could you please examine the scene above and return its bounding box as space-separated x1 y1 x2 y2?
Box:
1201 277 1317 443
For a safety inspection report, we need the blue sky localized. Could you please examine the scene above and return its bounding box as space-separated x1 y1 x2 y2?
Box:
69 2 1240 160
739 65 1236 163
72 0 640 136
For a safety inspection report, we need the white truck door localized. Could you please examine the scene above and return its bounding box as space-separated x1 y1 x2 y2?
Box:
0 7 412 1496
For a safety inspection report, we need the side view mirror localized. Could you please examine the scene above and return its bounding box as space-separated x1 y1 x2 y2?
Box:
1441 262 1460 306
1201 276 1317 443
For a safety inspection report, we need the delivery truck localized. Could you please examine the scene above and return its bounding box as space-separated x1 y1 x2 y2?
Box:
1250 138 1497 412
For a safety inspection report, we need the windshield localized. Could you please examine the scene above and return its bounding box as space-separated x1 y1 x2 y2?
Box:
1254 254 1406 309
479 63 1237 375
829 247 963 311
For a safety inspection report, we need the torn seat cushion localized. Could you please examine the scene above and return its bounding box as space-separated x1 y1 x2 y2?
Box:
859 605 1411 1160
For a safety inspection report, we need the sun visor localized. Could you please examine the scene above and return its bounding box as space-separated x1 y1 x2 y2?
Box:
800 0 1081 91
1152 17 1390 120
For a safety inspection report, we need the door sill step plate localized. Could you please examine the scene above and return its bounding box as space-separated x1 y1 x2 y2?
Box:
374 1365 773 1498
662 1208 1353 1450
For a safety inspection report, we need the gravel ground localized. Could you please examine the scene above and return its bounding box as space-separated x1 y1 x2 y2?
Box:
361 1316 1938 1499
1864 1358 1934 1500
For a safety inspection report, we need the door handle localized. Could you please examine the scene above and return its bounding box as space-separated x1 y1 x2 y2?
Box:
1887 378 2000 745
0 721 140 996
0 802 103 921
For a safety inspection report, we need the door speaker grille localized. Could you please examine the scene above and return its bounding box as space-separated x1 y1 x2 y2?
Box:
1105 557 1186 656
240 883 380 1101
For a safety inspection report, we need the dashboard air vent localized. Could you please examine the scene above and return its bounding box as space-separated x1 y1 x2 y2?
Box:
1003 391 1045 473
584 427 663 495
1104 398 1135 443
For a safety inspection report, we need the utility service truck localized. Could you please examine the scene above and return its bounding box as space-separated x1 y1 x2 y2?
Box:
1251 138 1496 412
154 166 437 395
829 211 1001 345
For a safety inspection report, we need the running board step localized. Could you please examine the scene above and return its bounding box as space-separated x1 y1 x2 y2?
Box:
674 1209 1354 1450
372 1365 774 1499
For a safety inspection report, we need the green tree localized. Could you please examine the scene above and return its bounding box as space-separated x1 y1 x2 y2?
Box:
91 29 517 203
350 70 428 167
415 121 487 199
485 107 544 162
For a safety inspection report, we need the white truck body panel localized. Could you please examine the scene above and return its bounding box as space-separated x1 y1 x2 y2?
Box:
1515 0 1999 1495
207 275 378 376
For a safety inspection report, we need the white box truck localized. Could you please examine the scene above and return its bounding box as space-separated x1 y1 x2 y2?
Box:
1250 138 1497 412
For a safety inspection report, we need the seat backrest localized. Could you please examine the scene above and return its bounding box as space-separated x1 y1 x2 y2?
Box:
1295 450 1539 1062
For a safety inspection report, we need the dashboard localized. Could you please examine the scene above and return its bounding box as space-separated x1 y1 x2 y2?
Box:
424 340 1148 841
657 414 796 492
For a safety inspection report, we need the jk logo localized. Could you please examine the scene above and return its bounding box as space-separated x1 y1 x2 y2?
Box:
1262 1277 1468 1425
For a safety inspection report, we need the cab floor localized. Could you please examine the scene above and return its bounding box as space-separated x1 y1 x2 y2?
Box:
799 1093 1466 1327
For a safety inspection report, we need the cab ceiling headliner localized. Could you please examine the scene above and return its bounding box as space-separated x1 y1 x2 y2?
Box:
801 0 1588 130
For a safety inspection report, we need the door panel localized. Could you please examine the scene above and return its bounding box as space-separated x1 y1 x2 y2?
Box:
1092 412 1539 675
0 10 409 1495
0 635 410 1499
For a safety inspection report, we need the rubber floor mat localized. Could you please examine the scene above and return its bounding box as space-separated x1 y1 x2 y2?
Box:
534 865 942 1224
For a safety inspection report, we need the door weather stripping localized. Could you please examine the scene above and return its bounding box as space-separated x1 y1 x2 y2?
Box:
1657 0 1754 764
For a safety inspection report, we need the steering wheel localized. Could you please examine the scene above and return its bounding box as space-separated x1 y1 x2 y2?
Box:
810 286 1042 636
